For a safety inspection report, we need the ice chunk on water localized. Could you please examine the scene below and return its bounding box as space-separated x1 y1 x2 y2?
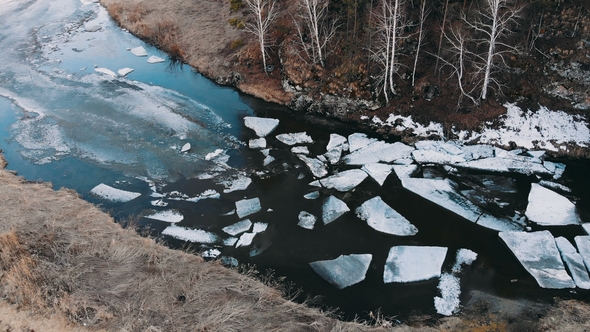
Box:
384 246 448 283
326 133 348 151
117 67 134 77
525 183 581 226
312 169 368 192
575 236 590 272
263 155 275 166
162 225 219 244
94 67 117 77
456 157 552 176
276 132 313 146
322 195 350 225
555 237 590 289
249 138 266 149
538 180 571 193
324 147 342 164
219 175 252 193
235 197 261 218
452 249 478 273
145 210 184 223
298 211 317 230
392 165 418 179
252 222 268 233
223 237 238 246
304 191 320 199
90 183 141 202
499 231 575 289
434 273 461 316
130 46 147 56
201 248 221 259
235 232 256 247
221 256 239 267
412 150 466 165
222 219 252 236
348 133 377 152
362 163 393 186
583 224 590 235
309 254 372 289
147 55 165 64
343 141 414 165
355 196 417 236
297 155 328 178
185 189 220 202
205 149 225 161
244 117 279 137
292 146 309 155
401 178 521 232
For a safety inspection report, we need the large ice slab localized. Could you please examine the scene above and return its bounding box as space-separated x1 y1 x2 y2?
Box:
222 219 252 236
343 141 415 165
297 155 328 178
117 67 134 77
276 132 313 146
145 210 183 223
575 236 590 271
348 133 377 152
555 237 590 289
235 232 256 247
362 163 393 186
525 183 581 226
90 183 141 202
401 178 521 231
310 169 368 192
499 231 575 289
392 165 418 179
235 198 261 218
130 46 147 57
456 157 553 176
219 175 252 193
162 225 219 244
355 196 418 236
412 150 466 165
384 246 448 283
309 254 372 289
322 195 350 225
244 117 280 137
326 133 348 151
249 138 266 149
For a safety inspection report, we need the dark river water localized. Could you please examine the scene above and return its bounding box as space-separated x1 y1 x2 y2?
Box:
1 0 589 321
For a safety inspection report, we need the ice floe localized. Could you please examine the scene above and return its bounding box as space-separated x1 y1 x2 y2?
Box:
348 133 377 152
343 141 415 165
499 231 575 289
223 237 238 246
90 183 141 202
322 195 350 225
456 157 552 175
205 149 225 161
412 149 466 165
434 273 461 316
162 225 219 244
392 165 418 179
145 210 184 223
355 196 418 236
219 175 252 193
323 147 342 164
235 197 261 218
235 232 256 247
263 155 275 166
583 224 590 235
538 180 571 193
309 254 372 289
252 222 268 233
309 169 368 192
94 67 117 77
555 237 590 289
222 219 252 236
297 155 328 178
384 246 448 283
575 236 590 271
185 189 221 202
130 46 147 57
452 249 478 273
244 117 280 137
525 183 581 226
117 67 134 77
298 211 317 229
221 256 239 267
202 248 221 259
401 178 521 231
362 163 393 186
326 133 348 151
304 191 320 199
292 146 309 155
147 55 165 64
249 138 266 149
276 132 313 146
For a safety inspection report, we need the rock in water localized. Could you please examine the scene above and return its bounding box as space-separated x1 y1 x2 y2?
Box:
310 169 368 192
322 195 350 225
309 254 372 289
525 183 581 226
244 117 279 137
384 246 448 283
355 196 418 236
499 231 575 289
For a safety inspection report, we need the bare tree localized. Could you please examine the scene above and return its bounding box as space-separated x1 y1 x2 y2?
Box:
373 0 407 102
244 0 278 73
412 0 429 87
463 0 523 100
434 0 449 74
293 0 338 67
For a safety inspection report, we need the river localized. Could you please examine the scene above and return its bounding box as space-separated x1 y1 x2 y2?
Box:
1 0 589 320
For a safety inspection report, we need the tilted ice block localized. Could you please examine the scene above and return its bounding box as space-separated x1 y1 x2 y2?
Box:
355 196 417 236
555 237 590 289
499 231 575 289
525 183 581 226
297 155 328 178
362 163 393 186
244 117 279 137
309 254 372 289
312 169 368 192
326 133 348 151
383 246 448 283
322 195 350 225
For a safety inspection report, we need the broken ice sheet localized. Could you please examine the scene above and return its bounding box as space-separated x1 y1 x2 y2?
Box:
525 183 581 226
309 254 372 289
392 165 418 180
310 169 368 192
252 222 268 233
322 195 350 225
94 67 117 77
162 225 219 244
383 246 448 283
235 232 256 247
90 183 141 202
555 237 590 290
249 138 266 149
297 155 328 178
201 248 221 259
244 117 280 137
144 210 184 223
362 163 393 186
326 133 348 151
219 175 252 193
292 146 310 155
355 196 417 236
222 219 252 236
235 197 261 218
499 231 575 289
348 133 377 152
298 211 317 230
276 132 313 146
304 191 320 199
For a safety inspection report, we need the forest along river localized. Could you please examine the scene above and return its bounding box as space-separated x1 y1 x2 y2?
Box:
1 0 590 321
